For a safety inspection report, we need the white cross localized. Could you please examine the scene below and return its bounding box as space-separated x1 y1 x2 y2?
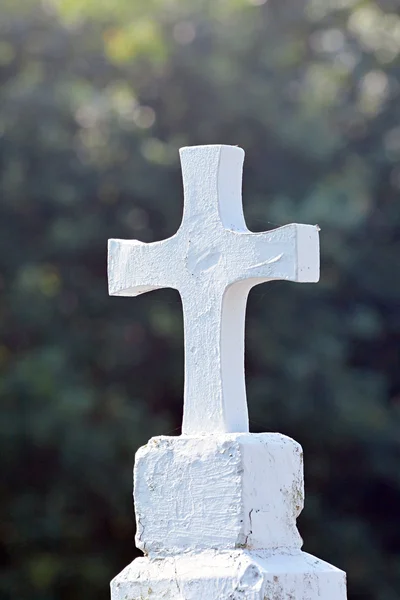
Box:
108 145 319 435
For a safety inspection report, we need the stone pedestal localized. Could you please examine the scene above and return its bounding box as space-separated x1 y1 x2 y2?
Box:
111 433 347 599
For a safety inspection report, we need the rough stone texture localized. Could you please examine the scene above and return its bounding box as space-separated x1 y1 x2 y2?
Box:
134 434 303 555
111 550 347 600
111 434 347 599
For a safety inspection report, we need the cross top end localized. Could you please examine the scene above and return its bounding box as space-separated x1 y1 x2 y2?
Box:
178 144 246 232
180 143 244 155
108 144 320 435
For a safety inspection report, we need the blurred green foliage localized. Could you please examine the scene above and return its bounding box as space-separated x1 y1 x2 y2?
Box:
0 0 400 599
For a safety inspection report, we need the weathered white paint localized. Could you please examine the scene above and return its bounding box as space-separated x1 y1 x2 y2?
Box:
108 145 347 599
111 433 347 599
134 434 303 555
108 144 319 435
112 549 346 600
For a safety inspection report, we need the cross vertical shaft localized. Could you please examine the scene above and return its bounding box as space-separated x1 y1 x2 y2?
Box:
181 281 251 435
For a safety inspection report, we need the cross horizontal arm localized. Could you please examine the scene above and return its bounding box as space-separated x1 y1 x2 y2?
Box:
108 237 179 296
226 223 320 286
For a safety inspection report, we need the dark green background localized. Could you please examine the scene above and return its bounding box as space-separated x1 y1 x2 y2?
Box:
1 1 399 599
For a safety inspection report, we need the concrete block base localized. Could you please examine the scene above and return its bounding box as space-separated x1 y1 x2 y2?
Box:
111 549 347 600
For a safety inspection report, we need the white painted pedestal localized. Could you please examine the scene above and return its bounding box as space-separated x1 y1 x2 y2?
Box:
111 434 346 599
